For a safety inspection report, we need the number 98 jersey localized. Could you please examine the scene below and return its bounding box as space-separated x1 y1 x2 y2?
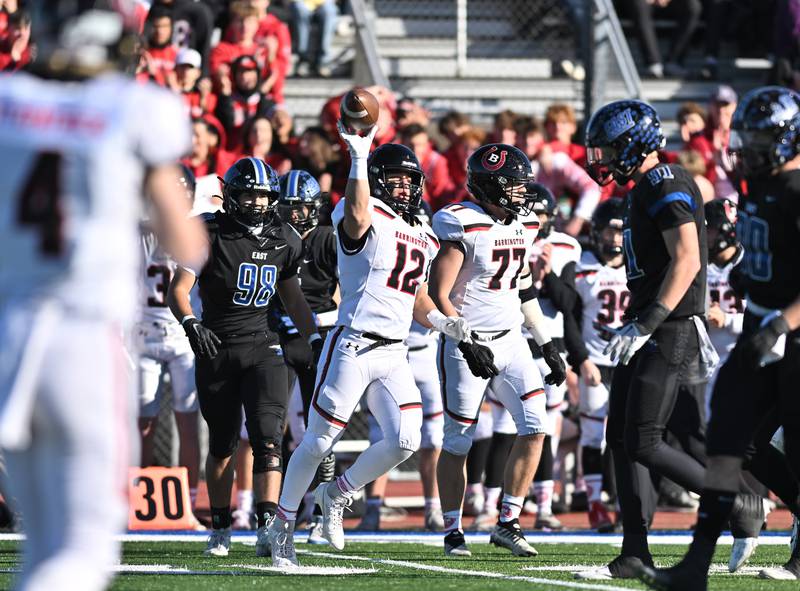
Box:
0 73 190 324
575 251 629 366
332 197 440 341
194 212 302 336
432 201 539 332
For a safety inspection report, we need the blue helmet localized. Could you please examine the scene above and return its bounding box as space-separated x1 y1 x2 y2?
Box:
278 170 322 232
219 157 280 226
585 100 666 185
728 86 800 177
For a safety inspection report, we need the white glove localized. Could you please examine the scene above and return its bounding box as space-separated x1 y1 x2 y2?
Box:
337 120 378 160
427 309 472 343
603 322 651 365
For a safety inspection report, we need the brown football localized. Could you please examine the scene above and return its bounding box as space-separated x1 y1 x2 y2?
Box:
340 87 380 133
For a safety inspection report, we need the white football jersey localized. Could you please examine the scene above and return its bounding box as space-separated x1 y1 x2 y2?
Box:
139 230 181 325
532 230 582 339
432 202 540 332
0 73 190 325
575 251 629 366
332 197 439 340
707 249 745 356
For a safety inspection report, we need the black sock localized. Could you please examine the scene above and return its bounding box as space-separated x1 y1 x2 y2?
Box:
534 436 553 481
485 432 515 488
211 505 231 530
621 532 651 562
687 489 736 568
466 437 491 484
256 501 278 528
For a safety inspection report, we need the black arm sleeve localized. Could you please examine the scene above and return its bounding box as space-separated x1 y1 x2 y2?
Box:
564 296 589 370
337 220 371 255
541 261 578 313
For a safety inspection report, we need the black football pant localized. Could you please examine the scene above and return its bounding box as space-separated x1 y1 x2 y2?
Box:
607 318 708 551
279 326 334 426
708 310 800 507
196 332 288 462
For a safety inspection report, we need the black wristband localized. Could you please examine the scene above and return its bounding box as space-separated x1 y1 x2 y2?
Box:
636 301 671 334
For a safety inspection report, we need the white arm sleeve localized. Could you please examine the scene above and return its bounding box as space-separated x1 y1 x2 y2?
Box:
521 297 551 346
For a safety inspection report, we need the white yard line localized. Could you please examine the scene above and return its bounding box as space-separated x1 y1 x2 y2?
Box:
298 549 630 591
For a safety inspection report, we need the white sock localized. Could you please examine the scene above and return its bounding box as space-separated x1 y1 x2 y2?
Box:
585 474 603 504
335 439 413 496
484 486 502 512
425 497 440 512
499 494 524 523
465 483 483 496
277 438 325 520
237 489 253 514
443 510 462 533
534 480 554 515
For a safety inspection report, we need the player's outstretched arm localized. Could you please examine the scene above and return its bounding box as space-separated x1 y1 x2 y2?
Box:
147 164 208 270
338 121 379 242
519 272 567 386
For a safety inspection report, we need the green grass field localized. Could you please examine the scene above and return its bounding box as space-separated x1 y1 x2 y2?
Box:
0 536 796 590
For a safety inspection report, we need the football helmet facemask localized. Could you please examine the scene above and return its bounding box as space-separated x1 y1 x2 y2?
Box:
467 144 537 216
591 197 626 260
278 170 322 233
705 198 738 257
219 157 280 227
368 143 425 215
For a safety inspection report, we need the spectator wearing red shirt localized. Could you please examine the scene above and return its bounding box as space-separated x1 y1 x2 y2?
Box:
676 101 716 183
487 109 518 146
438 110 473 187
705 85 739 201
400 124 455 212
138 8 178 89
184 118 225 178
176 48 217 118
544 103 587 167
515 117 600 236
0 9 30 72
215 54 275 153
443 126 486 202
270 106 300 163
212 2 286 104
241 115 292 174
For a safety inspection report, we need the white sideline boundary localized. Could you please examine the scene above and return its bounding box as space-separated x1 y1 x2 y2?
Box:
0 531 792 545
299 549 628 591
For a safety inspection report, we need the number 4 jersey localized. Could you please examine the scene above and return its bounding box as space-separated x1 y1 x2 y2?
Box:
0 73 190 324
193 212 302 335
332 197 440 341
432 201 539 332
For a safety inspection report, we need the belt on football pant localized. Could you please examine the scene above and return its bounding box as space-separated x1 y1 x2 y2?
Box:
358 331 404 354
471 329 510 342
408 344 429 352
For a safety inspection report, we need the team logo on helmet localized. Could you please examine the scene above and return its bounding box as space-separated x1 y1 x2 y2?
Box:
481 146 507 172
603 108 635 141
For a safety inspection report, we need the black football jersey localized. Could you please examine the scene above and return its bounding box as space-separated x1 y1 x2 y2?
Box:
624 163 707 318
269 224 338 336
736 170 800 309
197 212 302 335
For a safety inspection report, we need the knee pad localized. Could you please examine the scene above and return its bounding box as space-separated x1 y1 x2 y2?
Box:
253 445 282 474
420 414 444 450
397 406 422 452
443 428 473 457
579 415 606 449
303 413 342 459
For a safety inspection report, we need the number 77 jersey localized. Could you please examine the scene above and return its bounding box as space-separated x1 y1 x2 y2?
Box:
332 197 440 340
432 201 539 332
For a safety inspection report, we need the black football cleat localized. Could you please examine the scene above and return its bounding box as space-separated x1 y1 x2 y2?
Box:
574 554 652 580
637 560 708 591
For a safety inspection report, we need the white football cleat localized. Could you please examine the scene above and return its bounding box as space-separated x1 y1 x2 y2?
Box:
314 481 352 550
267 516 299 567
307 515 328 545
203 527 231 557
729 537 758 572
255 513 276 557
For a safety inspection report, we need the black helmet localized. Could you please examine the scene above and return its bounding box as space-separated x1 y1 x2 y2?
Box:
219 157 280 226
585 100 666 185
178 163 196 201
368 143 425 215
467 143 537 216
530 182 557 238
278 170 322 232
29 0 140 78
704 198 738 257
591 198 626 259
728 86 800 177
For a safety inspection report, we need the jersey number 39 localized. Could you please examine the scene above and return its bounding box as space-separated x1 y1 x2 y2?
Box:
233 263 277 307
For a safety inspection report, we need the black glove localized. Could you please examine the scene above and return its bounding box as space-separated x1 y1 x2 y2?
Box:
458 340 499 379
541 341 567 386
738 313 790 370
182 318 221 359
310 335 324 368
